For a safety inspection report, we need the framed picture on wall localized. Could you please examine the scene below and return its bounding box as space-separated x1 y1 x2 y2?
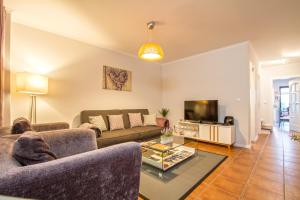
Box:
102 65 132 91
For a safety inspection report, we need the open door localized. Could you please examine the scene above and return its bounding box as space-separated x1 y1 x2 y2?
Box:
289 79 300 132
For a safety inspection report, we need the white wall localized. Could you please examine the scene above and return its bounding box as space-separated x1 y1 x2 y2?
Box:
161 42 251 147
10 23 162 127
260 63 300 126
10 23 258 147
249 43 260 141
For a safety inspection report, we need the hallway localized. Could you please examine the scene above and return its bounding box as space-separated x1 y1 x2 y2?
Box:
185 128 300 200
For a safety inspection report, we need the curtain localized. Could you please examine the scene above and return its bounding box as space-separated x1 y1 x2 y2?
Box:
0 0 5 126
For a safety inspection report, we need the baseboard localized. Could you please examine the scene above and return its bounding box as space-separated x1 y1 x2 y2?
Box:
234 143 251 149
262 123 273 127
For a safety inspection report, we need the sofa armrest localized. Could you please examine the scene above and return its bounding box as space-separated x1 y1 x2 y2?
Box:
0 142 141 200
32 122 70 132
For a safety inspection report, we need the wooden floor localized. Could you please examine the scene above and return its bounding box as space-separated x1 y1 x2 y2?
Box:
139 128 300 200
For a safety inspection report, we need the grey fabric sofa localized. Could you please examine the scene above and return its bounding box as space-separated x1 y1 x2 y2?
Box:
81 109 163 148
0 128 142 200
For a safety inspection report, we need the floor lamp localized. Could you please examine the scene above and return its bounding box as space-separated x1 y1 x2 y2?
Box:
16 72 48 124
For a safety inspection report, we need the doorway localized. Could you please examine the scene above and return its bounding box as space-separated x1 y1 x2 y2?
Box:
279 86 289 130
272 79 291 131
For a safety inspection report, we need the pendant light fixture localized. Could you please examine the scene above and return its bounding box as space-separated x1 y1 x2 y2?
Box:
138 21 164 61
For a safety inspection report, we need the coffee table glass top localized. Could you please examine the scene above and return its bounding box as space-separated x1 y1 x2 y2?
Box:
141 136 190 153
141 136 195 171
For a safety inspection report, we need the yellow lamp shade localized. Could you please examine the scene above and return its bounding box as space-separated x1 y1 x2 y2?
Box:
16 72 48 94
138 42 164 61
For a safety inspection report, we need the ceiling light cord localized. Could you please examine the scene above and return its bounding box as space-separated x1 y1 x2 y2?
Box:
147 21 155 42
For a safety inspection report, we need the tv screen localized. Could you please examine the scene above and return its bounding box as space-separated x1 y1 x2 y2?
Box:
184 100 218 123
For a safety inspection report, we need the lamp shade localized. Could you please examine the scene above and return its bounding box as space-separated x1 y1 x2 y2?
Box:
138 42 164 61
16 72 48 94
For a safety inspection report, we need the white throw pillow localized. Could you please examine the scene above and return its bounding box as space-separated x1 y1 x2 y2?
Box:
143 114 157 126
128 113 143 128
89 115 107 131
108 114 125 130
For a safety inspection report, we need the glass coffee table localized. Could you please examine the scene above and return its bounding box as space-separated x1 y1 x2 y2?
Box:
141 136 196 171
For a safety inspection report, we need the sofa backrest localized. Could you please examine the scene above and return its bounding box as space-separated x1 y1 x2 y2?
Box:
0 122 70 137
81 109 149 129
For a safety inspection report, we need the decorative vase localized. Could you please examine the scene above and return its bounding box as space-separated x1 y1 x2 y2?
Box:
160 136 173 144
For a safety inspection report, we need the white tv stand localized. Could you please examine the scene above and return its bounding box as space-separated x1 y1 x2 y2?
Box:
174 120 236 149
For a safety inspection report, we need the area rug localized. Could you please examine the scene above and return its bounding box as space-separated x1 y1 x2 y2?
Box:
139 150 227 200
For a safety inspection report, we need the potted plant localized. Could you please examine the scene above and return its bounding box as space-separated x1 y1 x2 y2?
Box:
160 128 173 144
291 133 300 142
159 108 169 118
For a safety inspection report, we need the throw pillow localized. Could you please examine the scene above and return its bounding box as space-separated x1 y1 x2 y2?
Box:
128 113 143 128
89 115 107 131
143 114 157 126
11 117 32 134
79 123 102 137
12 131 57 166
108 114 125 130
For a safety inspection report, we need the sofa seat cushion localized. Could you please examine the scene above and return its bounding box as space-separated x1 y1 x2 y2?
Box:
0 138 21 174
131 126 162 140
97 129 140 147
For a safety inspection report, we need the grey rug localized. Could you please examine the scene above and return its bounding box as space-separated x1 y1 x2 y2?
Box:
139 150 227 200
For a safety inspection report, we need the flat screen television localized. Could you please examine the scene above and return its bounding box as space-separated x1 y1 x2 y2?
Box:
184 100 218 123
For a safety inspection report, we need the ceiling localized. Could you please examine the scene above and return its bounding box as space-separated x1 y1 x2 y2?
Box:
4 0 300 63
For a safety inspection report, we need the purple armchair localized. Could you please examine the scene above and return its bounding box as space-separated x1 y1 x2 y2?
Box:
0 128 141 200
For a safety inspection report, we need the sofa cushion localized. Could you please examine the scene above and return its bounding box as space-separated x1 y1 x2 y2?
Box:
128 113 143 128
143 114 157 126
131 126 162 140
0 138 21 174
97 129 140 147
11 117 33 134
121 109 149 129
108 115 125 130
12 131 57 166
81 110 121 130
89 115 107 131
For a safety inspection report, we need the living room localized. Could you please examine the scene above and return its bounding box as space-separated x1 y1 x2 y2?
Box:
1 0 300 200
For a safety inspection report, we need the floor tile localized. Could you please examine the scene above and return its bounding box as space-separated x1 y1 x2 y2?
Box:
253 168 283 183
284 161 300 170
256 161 283 173
243 184 284 200
212 175 245 197
285 175 300 186
285 184 300 200
258 157 283 166
221 166 251 183
284 168 300 177
249 175 284 195
199 185 238 200
187 183 207 200
232 158 255 167
203 170 220 184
